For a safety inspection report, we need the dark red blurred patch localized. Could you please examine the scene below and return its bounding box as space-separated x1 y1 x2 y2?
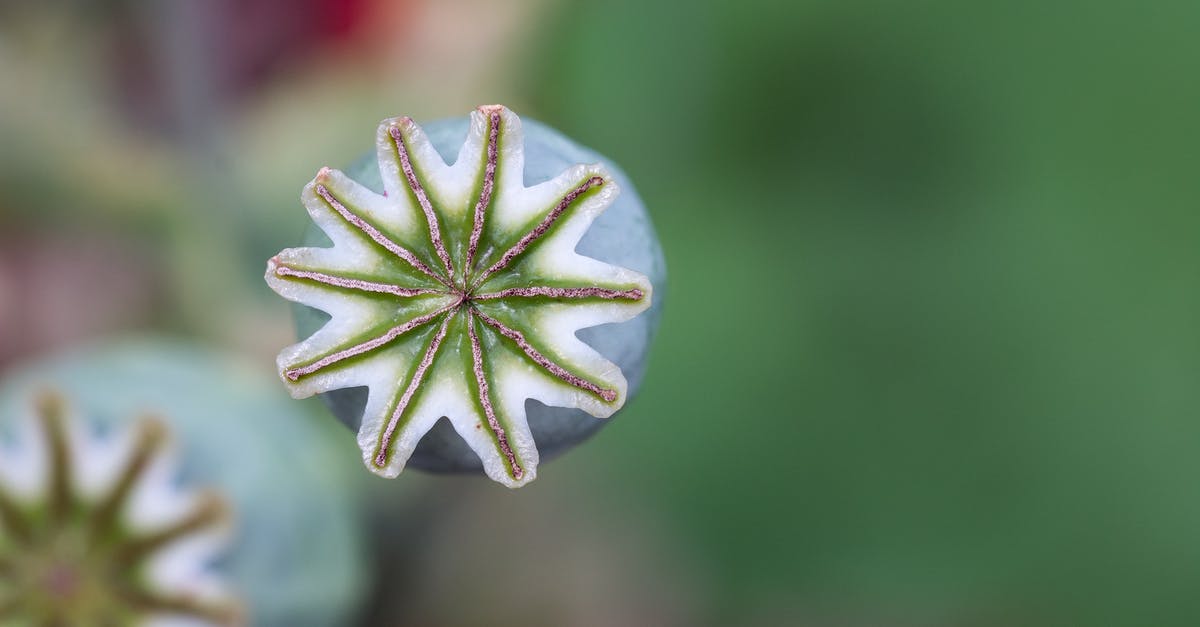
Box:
316 0 372 43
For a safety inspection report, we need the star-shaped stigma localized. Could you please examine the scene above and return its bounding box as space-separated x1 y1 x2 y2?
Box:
0 392 239 625
266 105 652 488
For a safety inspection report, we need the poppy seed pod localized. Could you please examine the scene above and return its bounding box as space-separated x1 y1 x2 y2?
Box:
269 106 666 487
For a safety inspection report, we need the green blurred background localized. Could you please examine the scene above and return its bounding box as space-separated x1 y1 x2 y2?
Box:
1 0 1198 625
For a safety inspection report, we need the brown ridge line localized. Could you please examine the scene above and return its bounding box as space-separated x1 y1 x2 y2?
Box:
373 313 456 468
473 286 644 301
273 263 444 298
466 310 524 480
472 308 617 403
285 301 458 381
314 181 450 287
465 107 501 278
472 175 605 290
389 123 456 282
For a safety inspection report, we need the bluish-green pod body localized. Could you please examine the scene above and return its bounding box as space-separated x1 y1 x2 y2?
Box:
279 107 666 484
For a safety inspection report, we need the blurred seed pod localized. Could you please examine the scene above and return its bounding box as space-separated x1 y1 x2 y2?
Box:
0 390 241 625
0 337 369 626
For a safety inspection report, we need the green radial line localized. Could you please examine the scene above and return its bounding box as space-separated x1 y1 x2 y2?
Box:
465 106 503 281
314 180 448 288
473 285 644 302
113 493 227 569
465 310 524 480
37 392 73 528
285 300 457 381
388 125 456 282
472 307 616 403
0 482 31 545
373 311 457 468
271 263 446 299
471 174 606 291
89 418 166 539
114 587 242 624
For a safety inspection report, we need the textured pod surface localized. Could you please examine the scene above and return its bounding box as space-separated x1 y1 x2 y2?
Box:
272 106 666 487
0 338 368 627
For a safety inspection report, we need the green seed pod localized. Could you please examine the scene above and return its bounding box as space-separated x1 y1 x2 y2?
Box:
0 338 368 626
267 105 666 488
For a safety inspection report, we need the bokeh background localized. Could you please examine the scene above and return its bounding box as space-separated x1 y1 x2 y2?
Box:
2 0 1199 625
